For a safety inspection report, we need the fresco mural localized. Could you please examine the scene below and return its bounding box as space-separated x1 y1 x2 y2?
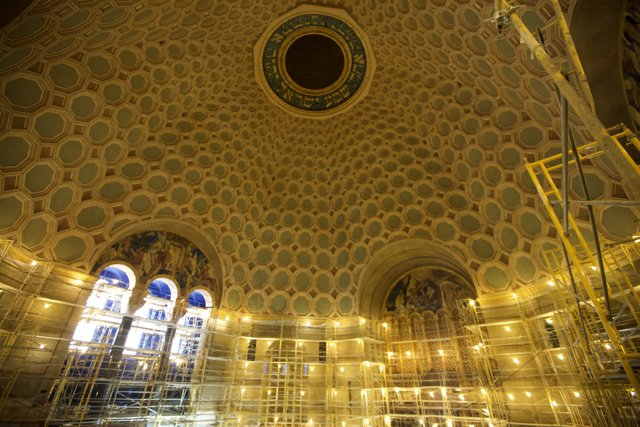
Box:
93 231 217 301
384 267 476 315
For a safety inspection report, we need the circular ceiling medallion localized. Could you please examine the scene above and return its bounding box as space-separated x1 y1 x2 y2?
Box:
255 5 376 119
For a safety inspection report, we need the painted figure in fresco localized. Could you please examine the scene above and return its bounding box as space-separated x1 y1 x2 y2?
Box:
409 276 442 312
384 268 475 315
183 248 200 289
441 283 454 311
119 238 135 261
198 263 215 293
394 285 407 312
385 275 409 313
167 243 182 271
154 243 172 276
142 248 154 277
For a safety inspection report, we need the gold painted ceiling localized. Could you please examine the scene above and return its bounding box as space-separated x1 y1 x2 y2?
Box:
0 0 638 317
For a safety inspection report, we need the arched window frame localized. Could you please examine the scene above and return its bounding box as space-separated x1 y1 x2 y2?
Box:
124 276 179 355
170 289 213 361
70 264 137 352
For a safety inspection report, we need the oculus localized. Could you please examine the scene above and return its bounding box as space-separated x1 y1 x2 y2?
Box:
255 5 375 118
284 33 345 90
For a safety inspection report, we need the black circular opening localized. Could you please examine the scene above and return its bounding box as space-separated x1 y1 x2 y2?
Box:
284 34 345 90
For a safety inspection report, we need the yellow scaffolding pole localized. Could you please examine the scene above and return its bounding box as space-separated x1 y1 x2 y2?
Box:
526 154 640 393
494 0 640 395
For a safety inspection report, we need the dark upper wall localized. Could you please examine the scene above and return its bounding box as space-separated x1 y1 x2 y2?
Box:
571 0 635 130
622 1 640 131
0 1 34 30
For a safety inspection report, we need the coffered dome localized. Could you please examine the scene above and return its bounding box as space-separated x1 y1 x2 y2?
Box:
0 0 637 317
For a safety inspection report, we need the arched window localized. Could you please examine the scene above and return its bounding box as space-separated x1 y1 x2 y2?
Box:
70 264 136 351
53 238 219 423
171 290 212 360
125 277 178 353
52 264 138 419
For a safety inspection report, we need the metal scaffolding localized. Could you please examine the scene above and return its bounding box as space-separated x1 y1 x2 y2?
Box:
0 235 639 426
526 128 640 395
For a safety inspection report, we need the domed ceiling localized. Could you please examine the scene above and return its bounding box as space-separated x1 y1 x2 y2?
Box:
0 0 637 317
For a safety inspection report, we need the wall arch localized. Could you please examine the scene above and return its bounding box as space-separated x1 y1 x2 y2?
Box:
89 220 223 307
357 239 476 319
